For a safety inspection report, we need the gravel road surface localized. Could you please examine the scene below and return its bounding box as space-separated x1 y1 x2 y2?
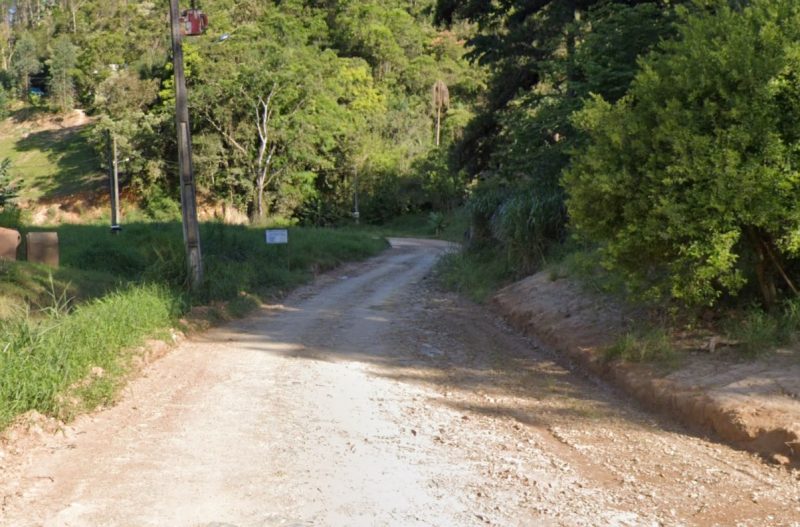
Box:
1 238 799 526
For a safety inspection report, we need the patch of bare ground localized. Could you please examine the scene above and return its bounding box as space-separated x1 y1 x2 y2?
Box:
494 272 800 467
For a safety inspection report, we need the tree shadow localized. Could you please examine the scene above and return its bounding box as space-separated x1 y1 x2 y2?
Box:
8 106 49 124
197 245 671 443
13 125 105 201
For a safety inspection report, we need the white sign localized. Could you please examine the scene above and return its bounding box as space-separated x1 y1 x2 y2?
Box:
266 229 289 245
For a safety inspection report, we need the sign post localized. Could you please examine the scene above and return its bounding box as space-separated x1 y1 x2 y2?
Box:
266 229 290 270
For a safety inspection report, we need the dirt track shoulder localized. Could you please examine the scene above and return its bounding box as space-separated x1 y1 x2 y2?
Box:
493 272 800 466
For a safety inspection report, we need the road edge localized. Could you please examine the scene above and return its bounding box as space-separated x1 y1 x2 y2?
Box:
491 273 800 468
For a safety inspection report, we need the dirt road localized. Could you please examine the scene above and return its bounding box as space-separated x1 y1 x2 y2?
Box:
1 238 799 526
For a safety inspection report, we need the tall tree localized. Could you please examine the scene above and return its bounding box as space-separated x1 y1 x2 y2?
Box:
11 32 40 100
47 34 77 112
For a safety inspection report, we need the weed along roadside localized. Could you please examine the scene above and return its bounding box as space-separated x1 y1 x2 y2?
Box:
491 271 800 467
0 222 388 433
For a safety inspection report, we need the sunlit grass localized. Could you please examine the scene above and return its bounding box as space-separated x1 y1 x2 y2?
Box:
0 112 103 201
0 221 388 429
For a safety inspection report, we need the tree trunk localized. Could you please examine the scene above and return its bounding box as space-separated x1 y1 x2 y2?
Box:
747 227 778 309
762 234 799 297
255 184 265 220
435 106 441 147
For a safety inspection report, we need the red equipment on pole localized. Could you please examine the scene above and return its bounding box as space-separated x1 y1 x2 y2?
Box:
179 9 208 36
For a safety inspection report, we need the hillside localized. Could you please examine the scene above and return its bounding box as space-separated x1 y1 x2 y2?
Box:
0 108 104 205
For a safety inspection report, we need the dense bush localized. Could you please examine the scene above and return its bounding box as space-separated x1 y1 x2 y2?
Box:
452 2 675 277
565 0 800 307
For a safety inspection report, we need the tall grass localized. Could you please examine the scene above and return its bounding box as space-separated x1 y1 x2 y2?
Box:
435 248 514 303
0 284 181 428
724 300 800 357
49 222 388 301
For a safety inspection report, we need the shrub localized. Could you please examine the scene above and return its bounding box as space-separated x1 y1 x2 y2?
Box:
0 87 9 120
0 158 18 209
565 0 800 307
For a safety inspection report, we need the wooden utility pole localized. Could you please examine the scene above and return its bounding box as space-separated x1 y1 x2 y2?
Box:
169 0 203 289
107 131 121 233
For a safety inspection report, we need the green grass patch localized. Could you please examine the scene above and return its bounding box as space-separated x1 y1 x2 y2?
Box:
434 247 515 303
604 328 678 366
22 222 388 303
0 260 122 320
0 284 182 428
723 300 800 357
0 114 104 201
0 221 388 429
355 209 470 243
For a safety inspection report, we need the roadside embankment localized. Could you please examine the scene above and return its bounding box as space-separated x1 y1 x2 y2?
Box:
493 272 800 466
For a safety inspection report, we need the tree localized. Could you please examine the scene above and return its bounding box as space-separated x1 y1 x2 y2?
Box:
0 86 9 119
565 0 800 307
11 32 40 100
4 0 476 224
47 34 77 112
436 0 676 266
432 79 449 146
0 157 18 209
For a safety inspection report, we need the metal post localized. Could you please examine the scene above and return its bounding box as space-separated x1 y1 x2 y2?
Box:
109 132 121 234
169 0 203 289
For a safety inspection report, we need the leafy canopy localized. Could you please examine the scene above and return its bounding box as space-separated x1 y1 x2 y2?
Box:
565 0 800 306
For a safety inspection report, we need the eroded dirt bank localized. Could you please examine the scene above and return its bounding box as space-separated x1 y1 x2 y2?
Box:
494 273 800 467
1 239 799 526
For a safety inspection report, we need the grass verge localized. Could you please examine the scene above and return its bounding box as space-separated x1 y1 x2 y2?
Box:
723 300 800 357
0 222 388 430
0 112 104 201
434 247 515 303
0 284 181 429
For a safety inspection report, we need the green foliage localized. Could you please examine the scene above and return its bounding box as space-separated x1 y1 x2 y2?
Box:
47 35 77 113
489 188 566 274
355 208 469 242
428 211 446 235
604 329 677 365
141 188 181 222
724 300 800 357
0 86 9 120
442 1 677 280
465 176 565 276
89 112 171 202
11 32 41 99
571 3 678 104
435 247 514 303
0 157 18 209
0 1 479 225
0 207 22 229
565 0 800 307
